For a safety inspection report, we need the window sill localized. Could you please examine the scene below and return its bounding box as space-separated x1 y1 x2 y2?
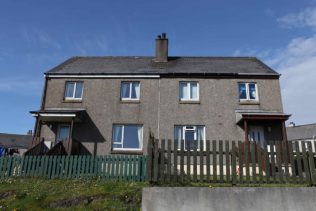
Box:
63 99 83 103
120 100 140 104
179 100 200 104
111 150 143 155
239 100 260 105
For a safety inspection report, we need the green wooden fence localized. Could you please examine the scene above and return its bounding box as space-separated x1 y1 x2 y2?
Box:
0 155 147 181
147 139 316 185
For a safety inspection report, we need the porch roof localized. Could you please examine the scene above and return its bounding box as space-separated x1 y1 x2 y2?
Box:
235 110 291 124
30 109 86 122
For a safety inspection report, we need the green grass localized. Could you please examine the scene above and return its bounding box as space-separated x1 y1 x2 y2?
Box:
0 179 148 210
0 178 309 210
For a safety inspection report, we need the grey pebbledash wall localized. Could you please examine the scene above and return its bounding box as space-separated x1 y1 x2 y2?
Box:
142 187 316 211
40 77 283 155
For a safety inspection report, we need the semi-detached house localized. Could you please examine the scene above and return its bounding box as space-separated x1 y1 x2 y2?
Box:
28 33 290 155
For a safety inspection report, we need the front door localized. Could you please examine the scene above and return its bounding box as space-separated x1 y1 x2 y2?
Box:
56 124 70 143
248 126 265 147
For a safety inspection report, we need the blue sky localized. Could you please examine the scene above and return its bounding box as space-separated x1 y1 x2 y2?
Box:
1 0 316 134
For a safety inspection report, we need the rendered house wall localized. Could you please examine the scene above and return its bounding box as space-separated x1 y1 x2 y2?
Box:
40 77 284 155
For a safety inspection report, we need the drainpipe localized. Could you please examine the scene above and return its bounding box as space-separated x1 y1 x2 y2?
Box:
157 79 161 139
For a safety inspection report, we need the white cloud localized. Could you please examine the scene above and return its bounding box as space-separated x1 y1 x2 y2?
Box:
233 7 316 125
277 7 316 29
0 77 42 96
268 7 316 125
20 27 61 49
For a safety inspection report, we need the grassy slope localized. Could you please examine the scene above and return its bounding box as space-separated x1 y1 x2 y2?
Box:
0 179 309 210
0 179 148 210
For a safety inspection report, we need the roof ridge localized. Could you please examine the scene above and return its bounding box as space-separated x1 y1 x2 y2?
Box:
287 123 316 128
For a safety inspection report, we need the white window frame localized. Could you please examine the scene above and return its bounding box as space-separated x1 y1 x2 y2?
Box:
179 81 199 101
112 124 143 151
64 81 84 100
239 82 259 101
120 82 140 101
175 125 205 151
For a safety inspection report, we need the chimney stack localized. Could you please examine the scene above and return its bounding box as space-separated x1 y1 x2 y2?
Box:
155 33 168 62
288 122 296 127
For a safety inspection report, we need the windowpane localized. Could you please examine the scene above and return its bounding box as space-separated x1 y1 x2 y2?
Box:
123 125 140 148
131 82 140 99
190 82 198 99
174 125 205 150
121 83 130 99
112 124 142 149
185 130 195 150
180 82 189 100
57 125 70 141
249 83 257 99
112 125 123 143
239 83 247 99
65 83 75 98
74 82 83 98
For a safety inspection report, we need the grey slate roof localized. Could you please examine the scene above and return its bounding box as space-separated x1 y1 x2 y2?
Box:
287 123 316 141
0 133 32 149
46 56 280 76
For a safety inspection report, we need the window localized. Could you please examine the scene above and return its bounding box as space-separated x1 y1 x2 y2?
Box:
174 125 205 150
238 82 258 101
56 125 70 142
179 82 199 101
121 82 140 100
112 124 143 150
64 82 83 100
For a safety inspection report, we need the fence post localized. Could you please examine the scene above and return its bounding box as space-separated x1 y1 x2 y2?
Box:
232 141 237 185
147 137 153 182
307 142 316 185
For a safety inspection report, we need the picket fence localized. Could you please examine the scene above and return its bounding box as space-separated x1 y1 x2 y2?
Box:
147 139 316 185
0 155 147 181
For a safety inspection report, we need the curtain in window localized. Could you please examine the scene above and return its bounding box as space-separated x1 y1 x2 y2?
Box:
74 82 83 98
121 83 130 98
180 83 189 100
132 82 140 99
137 126 142 148
113 126 122 143
249 84 256 99
65 83 75 98
197 126 204 149
174 126 183 149
239 83 246 99
190 83 198 99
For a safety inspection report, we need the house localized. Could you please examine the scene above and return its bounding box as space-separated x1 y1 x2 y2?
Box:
28 33 290 155
287 122 316 151
0 132 33 156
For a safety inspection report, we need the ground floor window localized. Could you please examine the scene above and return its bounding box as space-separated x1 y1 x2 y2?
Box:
174 125 205 150
56 125 70 143
112 124 143 150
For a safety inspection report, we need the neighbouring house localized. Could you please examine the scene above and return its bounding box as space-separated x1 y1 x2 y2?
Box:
28 33 290 155
0 132 33 156
287 122 316 151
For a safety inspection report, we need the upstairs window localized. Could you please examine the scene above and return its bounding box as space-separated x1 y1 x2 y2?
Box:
174 125 205 150
64 82 83 100
121 82 140 100
112 124 143 150
179 82 199 101
239 82 258 101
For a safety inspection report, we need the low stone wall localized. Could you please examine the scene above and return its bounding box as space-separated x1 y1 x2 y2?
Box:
142 187 316 211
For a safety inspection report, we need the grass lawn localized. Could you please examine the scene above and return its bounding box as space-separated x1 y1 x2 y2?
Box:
0 178 148 210
0 178 309 210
